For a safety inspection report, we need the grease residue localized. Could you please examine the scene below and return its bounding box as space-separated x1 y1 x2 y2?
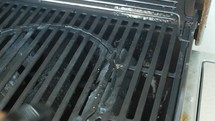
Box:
181 112 189 121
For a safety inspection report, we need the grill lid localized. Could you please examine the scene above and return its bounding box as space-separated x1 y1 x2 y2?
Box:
41 0 181 27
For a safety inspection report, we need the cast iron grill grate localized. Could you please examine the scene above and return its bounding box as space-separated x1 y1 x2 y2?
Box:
0 0 189 121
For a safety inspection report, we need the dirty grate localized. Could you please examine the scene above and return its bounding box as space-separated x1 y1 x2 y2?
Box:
0 0 190 121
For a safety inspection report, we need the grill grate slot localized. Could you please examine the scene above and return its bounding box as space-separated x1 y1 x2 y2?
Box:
9 29 65 110
53 11 66 23
84 15 96 30
42 9 56 23
1 6 29 29
141 75 161 121
60 48 100 121
102 19 117 40
74 13 87 27
155 31 171 71
63 12 76 25
133 26 166 121
169 38 181 73
0 29 53 110
93 17 107 34
126 72 146 119
0 3 9 14
111 21 128 48
14 7 37 26
25 31 75 104
51 40 93 110
0 31 33 73
22 8 43 25
0 4 18 25
129 24 149 66
34 9 50 24
0 35 13 51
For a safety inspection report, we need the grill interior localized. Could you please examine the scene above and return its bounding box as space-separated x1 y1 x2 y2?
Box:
0 0 192 121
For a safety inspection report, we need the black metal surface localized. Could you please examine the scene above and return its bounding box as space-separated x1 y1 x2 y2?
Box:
0 0 195 121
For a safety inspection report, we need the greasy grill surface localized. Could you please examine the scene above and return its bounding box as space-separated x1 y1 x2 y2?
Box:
0 1 189 121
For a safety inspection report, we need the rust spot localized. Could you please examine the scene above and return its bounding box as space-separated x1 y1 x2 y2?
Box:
181 112 189 121
196 0 212 45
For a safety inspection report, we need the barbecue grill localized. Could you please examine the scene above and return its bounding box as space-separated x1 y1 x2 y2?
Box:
0 0 205 121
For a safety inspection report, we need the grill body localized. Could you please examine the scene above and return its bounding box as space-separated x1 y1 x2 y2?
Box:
0 0 198 121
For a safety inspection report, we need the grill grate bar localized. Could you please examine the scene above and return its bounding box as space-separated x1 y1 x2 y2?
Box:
0 28 54 110
0 3 5 11
9 29 61 111
99 21 135 118
51 42 97 121
68 13 81 26
115 21 133 49
107 19 122 44
0 4 14 24
68 50 107 119
57 11 71 24
41 35 78 105
67 17 113 119
89 16 101 32
0 28 45 88
79 15 91 28
0 29 47 92
73 13 87 27
58 11 70 24
28 15 100 105
134 26 166 121
110 22 145 118
0 31 37 92
1 6 31 29
0 32 22 58
22 7 42 26
45 10 61 24
0 30 34 76
0 36 7 44
40 13 99 105
80 54 114 121
0 36 7 46
30 30 71 104
46 10 58 23
0 5 23 29
48 10 62 23
149 28 177 121
97 18 111 37
9 7 32 28
60 45 98 121
116 24 155 120
46 37 88 106
35 9 51 24
128 66 175 78
30 13 94 104
0 7 67 94
165 43 187 121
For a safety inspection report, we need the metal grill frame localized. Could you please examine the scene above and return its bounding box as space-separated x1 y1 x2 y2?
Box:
0 0 198 121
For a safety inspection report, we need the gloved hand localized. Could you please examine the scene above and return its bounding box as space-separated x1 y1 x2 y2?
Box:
0 112 6 121
0 104 53 121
